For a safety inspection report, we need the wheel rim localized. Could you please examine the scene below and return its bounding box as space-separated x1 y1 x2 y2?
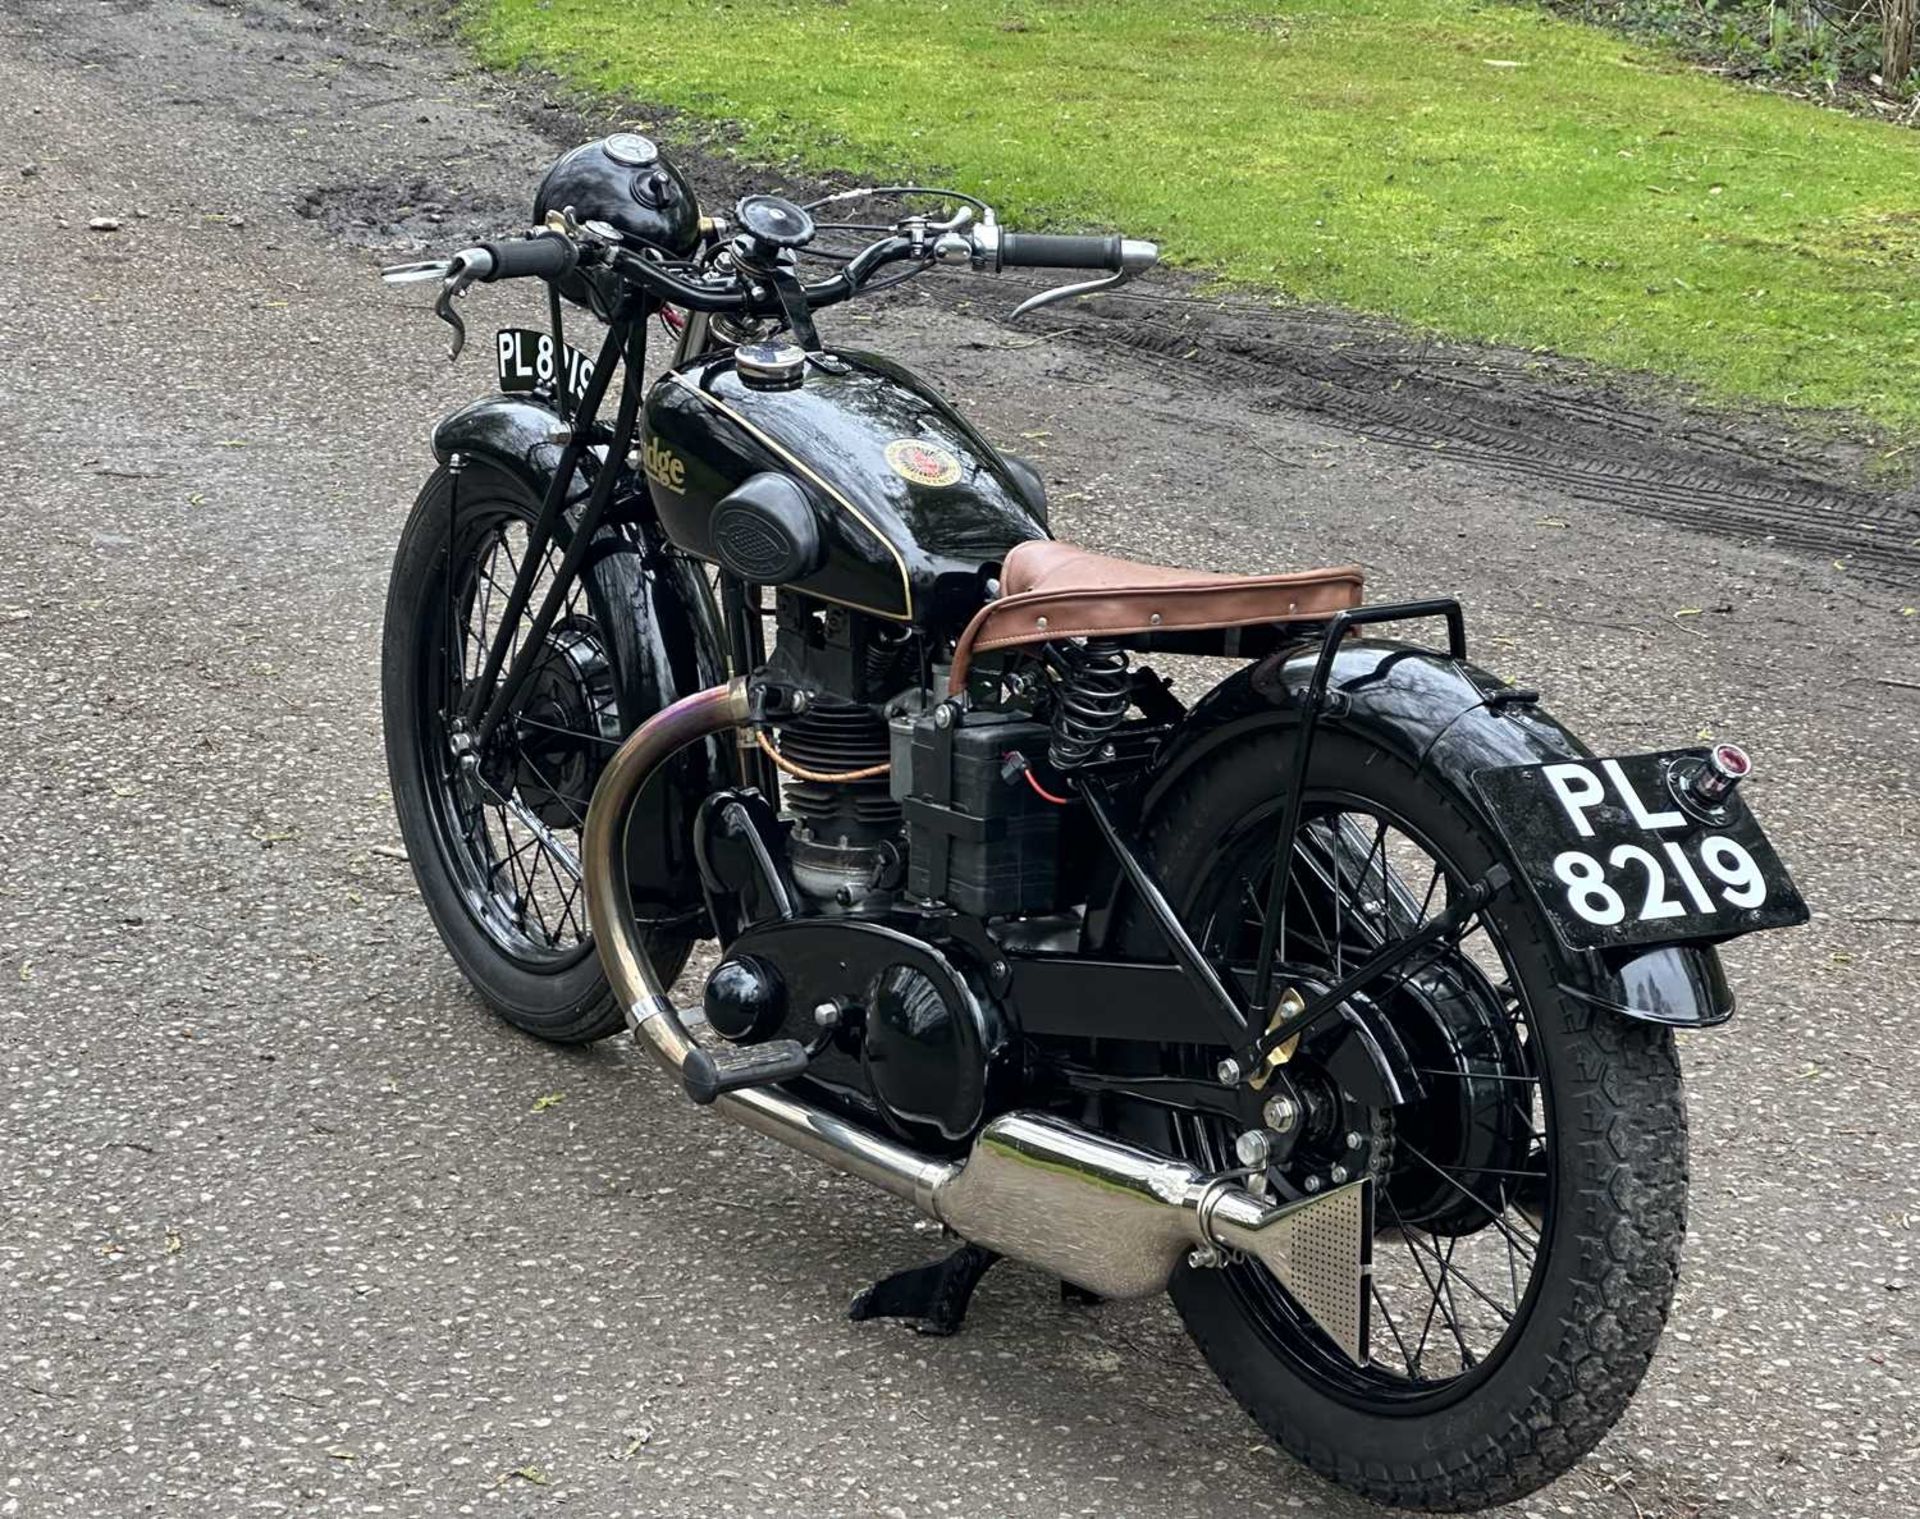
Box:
413 500 616 970
1181 794 1553 1411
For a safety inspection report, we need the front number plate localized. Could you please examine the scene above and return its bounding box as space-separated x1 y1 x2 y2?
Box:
495 327 596 410
1474 750 1808 951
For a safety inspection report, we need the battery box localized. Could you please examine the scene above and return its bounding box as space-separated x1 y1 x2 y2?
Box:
889 709 1063 917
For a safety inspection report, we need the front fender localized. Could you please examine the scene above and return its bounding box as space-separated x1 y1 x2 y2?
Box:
433 392 594 504
1134 638 1732 1029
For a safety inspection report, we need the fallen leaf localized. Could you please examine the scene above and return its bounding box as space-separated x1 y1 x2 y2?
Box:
531 1093 565 1113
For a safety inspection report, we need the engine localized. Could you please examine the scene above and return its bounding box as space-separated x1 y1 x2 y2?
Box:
689 593 1112 1150
776 698 900 913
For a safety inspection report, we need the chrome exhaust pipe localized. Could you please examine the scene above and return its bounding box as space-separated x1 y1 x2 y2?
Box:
582 683 1369 1363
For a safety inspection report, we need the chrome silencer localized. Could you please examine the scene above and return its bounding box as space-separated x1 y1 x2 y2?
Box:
582 682 1369 1363
937 1113 1371 1361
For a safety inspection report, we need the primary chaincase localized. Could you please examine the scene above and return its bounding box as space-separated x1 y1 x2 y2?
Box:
707 917 1011 1150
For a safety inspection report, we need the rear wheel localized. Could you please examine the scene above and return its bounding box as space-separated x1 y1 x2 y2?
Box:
1122 728 1687 1511
382 464 692 1042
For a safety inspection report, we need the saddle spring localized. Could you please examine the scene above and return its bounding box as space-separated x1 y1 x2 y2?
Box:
1046 638 1131 771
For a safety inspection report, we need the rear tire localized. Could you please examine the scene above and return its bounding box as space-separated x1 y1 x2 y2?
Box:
1121 728 1688 1511
382 463 691 1044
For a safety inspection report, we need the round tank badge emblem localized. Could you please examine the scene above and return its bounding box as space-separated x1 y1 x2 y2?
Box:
884 438 963 489
602 132 659 167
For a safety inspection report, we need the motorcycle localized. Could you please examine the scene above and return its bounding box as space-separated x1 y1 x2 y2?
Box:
378 133 1808 1511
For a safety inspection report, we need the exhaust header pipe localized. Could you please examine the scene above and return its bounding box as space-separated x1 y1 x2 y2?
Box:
582 682 1371 1363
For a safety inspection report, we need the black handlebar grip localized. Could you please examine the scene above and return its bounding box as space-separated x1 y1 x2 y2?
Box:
997 231 1124 272
478 232 578 282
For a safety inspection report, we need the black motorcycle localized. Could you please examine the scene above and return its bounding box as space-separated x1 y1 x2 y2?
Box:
379 134 1807 1511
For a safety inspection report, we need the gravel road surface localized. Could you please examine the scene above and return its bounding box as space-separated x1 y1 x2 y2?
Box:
3 3 1917 1516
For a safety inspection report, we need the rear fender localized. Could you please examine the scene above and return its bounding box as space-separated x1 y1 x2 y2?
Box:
436 392 727 928
1121 638 1733 1029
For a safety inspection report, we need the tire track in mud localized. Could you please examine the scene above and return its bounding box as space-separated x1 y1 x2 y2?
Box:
1013 292 1920 586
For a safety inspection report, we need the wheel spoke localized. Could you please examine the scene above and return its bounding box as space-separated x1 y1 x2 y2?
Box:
1397 1142 1540 1258
1385 1193 1480 1371
1393 1221 1514 1327
1369 1278 1418 1379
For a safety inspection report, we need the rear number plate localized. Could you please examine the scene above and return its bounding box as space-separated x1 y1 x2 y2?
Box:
1474 750 1807 951
495 327 596 410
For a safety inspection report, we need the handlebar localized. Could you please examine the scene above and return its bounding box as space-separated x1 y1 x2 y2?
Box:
388 210 1159 347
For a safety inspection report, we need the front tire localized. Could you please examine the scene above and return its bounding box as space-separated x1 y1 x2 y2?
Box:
382 463 691 1043
1122 727 1688 1511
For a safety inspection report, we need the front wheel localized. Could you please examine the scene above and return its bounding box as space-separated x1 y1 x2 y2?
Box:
1122 727 1688 1511
382 463 692 1043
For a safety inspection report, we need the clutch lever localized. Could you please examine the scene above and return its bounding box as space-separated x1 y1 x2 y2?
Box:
380 249 491 361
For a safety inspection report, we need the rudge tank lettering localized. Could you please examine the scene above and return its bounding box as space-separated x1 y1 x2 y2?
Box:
643 435 686 492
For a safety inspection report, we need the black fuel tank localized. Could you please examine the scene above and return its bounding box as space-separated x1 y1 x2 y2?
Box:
642 350 1048 631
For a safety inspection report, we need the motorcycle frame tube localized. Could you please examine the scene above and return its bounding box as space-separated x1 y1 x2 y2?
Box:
474 311 651 746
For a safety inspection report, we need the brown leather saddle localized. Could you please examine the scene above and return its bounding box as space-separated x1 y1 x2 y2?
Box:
948 539 1364 692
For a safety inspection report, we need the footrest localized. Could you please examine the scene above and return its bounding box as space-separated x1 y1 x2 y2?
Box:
682 1039 810 1105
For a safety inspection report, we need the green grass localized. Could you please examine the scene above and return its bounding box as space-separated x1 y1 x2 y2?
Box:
473 0 1920 433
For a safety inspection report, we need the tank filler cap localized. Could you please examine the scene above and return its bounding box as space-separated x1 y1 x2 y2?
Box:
736 341 808 392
